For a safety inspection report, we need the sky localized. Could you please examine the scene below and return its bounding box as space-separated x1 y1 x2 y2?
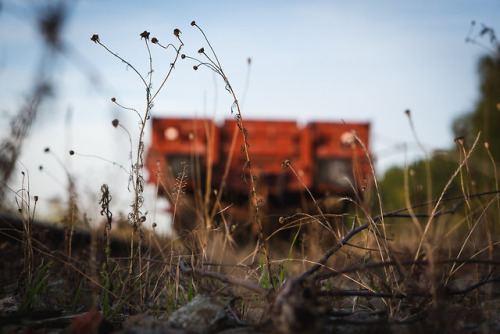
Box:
0 0 499 232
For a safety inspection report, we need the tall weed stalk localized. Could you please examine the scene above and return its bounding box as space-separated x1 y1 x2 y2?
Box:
184 21 272 275
91 29 183 302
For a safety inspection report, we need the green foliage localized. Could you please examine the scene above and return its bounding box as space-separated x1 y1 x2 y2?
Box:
259 258 280 289
187 280 194 303
379 151 462 212
381 40 500 213
72 279 83 313
21 260 52 312
453 45 500 160
279 225 302 285
259 259 270 289
378 166 407 212
99 263 122 319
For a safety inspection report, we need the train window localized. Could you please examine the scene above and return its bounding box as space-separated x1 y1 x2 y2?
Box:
167 155 190 177
315 158 353 188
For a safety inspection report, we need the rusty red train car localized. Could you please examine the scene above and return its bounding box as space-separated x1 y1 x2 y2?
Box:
146 117 371 236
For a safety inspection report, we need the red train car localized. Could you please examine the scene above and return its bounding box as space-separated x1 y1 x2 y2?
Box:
146 117 371 236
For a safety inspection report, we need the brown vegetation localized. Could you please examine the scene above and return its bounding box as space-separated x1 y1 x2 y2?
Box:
1 21 500 334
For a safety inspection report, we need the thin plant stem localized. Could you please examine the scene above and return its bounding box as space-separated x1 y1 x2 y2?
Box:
414 132 481 261
190 21 272 277
405 109 432 214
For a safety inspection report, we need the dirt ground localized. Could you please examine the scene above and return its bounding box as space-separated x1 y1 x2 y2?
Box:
1 214 500 334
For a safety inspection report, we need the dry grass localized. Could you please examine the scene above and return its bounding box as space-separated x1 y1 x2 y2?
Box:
1 21 499 334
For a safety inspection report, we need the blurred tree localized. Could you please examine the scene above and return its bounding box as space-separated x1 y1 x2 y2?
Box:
379 152 461 212
453 24 500 160
380 24 500 212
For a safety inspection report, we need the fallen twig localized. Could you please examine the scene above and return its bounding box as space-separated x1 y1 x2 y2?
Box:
298 190 500 281
315 258 500 281
179 260 269 295
318 274 500 300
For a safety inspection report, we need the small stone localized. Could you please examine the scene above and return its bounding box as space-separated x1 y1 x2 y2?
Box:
0 296 19 312
168 295 235 333
124 314 181 334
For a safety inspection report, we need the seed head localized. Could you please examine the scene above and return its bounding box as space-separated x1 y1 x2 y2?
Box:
281 159 290 169
69 150 75 155
173 28 181 37
181 54 186 59
140 31 150 40
484 142 489 149
91 34 99 43
405 109 410 117
112 119 119 128
111 97 116 102
193 65 198 71
34 196 39 202
198 47 204 54
44 147 50 153
152 222 157 228
191 21 196 26
151 37 158 44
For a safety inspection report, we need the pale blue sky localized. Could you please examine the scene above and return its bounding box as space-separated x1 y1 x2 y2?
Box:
1 0 499 228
